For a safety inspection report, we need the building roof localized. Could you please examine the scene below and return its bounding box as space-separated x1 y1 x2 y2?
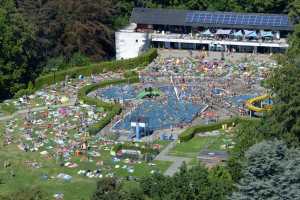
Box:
130 8 293 31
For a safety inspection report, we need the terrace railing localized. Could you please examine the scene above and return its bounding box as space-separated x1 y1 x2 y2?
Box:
150 33 288 45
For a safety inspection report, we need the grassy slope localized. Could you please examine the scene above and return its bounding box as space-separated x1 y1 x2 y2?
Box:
169 133 231 158
0 141 171 199
0 116 171 199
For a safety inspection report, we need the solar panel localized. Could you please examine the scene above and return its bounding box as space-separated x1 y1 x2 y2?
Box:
185 12 292 29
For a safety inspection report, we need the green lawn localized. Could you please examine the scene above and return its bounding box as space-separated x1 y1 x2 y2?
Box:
169 133 232 158
0 127 172 200
0 142 171 199
0 102 16 115
0 143 95 199
114 160 172 177
152 140 171 150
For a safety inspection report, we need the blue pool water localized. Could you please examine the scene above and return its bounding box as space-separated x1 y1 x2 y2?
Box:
113 99 205 131
211 88 225 95
228 94 257 107
98 85 138 101
99 84 206 131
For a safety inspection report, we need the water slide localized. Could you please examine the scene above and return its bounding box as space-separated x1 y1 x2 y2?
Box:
245 95 272 113
170 76 180 101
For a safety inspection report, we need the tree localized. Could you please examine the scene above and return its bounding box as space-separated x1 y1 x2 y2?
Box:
69 52 91 67
289 0 300 24
0 0 39 100
247 0 289 13
287 24 300 62
16 0 117 60
0 187 49 200
264 64 300 144
91 177 122 200
231 140 300 199
139 163 233 200
120 181 145 200
208 166 234 198
226 119 264 181
140 172 174 199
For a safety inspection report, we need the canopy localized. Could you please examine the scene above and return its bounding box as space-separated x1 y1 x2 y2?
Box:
201 29 214 36
216 29 232 35
244 30 257 38
233 30 243 37
261 31 273 38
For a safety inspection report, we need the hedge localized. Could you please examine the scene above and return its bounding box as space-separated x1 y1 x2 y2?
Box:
78 76 140 135
34 49 157 90
179 117 258 142
14 88 33 98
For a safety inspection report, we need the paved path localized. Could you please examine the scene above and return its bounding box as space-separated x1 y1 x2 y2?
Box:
0 99 76 122
155 141 191 176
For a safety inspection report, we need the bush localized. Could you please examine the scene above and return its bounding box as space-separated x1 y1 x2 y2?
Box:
69 52 91 67
179 117 256 142
43 56 67 73
35 49 157 90
14 89 31 98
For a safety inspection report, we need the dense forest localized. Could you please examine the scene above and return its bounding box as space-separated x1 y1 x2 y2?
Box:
0 0 297 100
1 0 300 199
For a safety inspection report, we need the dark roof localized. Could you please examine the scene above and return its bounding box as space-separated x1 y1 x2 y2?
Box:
130 8 293 31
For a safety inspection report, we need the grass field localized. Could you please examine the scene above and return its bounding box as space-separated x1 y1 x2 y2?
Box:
169 133 233 158
0 123 171 200
0 102 16 115
0 142 171 199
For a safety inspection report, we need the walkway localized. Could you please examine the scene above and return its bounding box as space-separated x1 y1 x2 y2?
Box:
155 141 191 176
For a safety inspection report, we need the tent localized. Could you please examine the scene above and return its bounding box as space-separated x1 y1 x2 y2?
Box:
201 29 214 37
261 31 274 39
60 96 69 104
233 30 243 38
244 30 257 38
216 29 232 35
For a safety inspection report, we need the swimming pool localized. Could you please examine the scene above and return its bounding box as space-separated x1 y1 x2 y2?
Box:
113 98 206 131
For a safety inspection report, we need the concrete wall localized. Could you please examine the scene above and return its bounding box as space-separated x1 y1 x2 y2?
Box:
115 31 150 60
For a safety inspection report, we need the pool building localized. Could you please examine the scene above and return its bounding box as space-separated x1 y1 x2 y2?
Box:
116 8 293 60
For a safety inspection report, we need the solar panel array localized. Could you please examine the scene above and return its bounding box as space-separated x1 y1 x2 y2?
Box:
185 12 291 28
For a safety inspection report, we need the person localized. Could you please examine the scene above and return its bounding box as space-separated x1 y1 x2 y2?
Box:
4 160 10 168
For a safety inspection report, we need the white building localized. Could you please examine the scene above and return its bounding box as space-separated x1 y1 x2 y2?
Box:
116 8 293 60
115 23 150 60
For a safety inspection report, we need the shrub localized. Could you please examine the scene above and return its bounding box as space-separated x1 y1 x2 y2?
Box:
69 52 91 67
14 89 31 98
43 56 67 73
179 117 256 142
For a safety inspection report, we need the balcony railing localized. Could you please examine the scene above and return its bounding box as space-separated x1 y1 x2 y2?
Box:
150 33 287 45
